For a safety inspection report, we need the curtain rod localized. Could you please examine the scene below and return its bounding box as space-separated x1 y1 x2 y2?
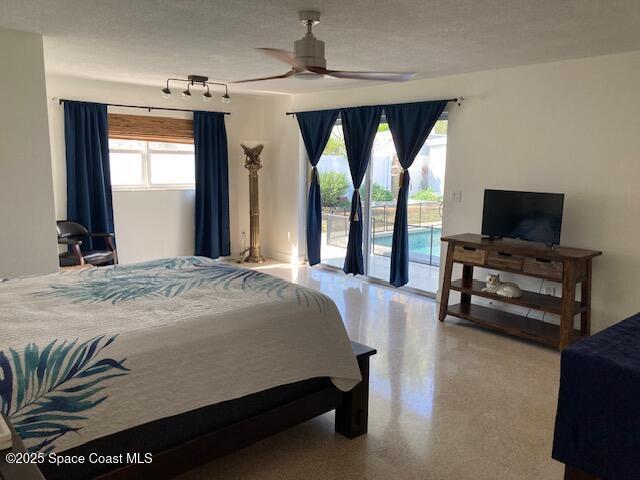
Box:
56 98 231 115
285 97 462 116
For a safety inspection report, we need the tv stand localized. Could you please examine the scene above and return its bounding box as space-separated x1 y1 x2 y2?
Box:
439 234 602 350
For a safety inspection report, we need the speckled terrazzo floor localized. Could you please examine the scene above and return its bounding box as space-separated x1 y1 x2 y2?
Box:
176 262 563 480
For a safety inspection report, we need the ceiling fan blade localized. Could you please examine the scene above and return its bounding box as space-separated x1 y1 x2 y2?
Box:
308 66 415 82
233 69 296 83
256 48 304 68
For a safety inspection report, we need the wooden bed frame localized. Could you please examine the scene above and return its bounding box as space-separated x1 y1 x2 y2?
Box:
101 342 375 480
1 342 375 480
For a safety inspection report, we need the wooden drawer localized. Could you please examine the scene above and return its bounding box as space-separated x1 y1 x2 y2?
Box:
452 245 487 266
523 257 563 280
486 251 524 272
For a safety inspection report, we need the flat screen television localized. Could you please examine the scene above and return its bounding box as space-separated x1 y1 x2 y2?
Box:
481 189 564 246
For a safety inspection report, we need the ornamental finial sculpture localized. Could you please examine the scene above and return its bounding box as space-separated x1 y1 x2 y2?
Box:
241 144 265 263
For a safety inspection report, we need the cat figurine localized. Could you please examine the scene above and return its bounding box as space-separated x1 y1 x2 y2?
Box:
481 273 522 298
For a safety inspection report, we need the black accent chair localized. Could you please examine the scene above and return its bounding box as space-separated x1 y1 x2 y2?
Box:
57 221 118 267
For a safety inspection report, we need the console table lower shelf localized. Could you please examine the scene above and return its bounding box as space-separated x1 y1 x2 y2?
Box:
446 303 578 348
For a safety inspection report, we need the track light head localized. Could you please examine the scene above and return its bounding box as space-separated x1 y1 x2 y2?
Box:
161 87 172 98
203 86 213 102
182 87 192 99
221 93 231 104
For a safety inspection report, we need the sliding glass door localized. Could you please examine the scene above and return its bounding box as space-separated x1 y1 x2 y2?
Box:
366 117 446 294
316 113 447 295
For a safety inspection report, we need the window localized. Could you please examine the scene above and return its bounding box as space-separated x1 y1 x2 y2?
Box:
108 139 195 189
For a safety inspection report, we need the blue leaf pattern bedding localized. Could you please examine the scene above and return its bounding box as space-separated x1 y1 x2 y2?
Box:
0 257 360 452
36 257 330 311
0 335 129 453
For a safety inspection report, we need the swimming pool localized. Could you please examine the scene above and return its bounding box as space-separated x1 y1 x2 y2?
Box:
372 227 441 265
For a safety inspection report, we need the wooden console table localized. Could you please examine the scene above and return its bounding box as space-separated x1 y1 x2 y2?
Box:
439 234 602 350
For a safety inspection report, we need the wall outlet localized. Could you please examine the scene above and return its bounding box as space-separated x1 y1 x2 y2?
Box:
452 191 462 202
545 286 556 296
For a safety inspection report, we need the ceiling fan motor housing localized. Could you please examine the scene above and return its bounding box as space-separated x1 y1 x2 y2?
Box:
294 35 326 68
294 11 326 68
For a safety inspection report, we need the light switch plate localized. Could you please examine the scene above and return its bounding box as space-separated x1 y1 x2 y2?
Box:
0 415 12 450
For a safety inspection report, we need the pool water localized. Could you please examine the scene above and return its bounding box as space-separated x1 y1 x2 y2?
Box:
373 227 442 264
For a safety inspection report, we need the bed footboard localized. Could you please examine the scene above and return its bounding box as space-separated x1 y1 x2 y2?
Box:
335 342 374 438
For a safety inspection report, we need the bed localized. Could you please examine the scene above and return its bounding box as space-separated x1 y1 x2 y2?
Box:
553 312 640 480
0 257 374 479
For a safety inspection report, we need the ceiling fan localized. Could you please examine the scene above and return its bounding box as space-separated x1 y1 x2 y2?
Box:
234 11 416 84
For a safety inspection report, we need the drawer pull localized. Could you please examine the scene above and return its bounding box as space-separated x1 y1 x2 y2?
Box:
463 246 476 251
498 252 512 257
535 258 551 263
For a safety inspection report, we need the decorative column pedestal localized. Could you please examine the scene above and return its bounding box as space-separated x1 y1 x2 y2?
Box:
242 144 265 263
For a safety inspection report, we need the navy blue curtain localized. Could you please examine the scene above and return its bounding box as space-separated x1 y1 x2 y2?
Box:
385 100 447 287
194 111 230 258
341 106 382 275
64 101 114 251
296 110 339 265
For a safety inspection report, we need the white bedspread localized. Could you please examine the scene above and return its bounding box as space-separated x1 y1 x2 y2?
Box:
0 257 361 453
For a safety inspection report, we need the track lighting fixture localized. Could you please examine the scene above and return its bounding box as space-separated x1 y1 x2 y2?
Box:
162 75 231 104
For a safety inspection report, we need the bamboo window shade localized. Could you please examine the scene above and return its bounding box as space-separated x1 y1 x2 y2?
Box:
108 113 193 144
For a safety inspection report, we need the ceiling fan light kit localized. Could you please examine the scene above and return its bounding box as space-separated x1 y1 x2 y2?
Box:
161 75 231 103
234 11 416 84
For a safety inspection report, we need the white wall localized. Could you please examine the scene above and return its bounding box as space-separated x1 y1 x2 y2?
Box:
258 95 305 263
266 50 640 332
111 190 195 264
0 28 58 276
46 74 287 263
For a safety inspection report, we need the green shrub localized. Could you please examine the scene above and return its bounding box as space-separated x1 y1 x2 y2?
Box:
371 183 393 201
324 135 346 156
411 187 442 201
319 171 350 207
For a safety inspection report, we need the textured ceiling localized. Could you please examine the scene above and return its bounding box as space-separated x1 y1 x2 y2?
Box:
1 0 639 94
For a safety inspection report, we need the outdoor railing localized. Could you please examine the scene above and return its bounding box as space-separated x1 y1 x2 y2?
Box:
323 200 442 267
371 218 441 267
325 211 350 246
369 201 442 232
